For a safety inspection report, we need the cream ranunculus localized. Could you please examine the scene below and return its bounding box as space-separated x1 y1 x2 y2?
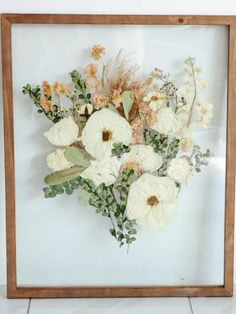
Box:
44 116 79 146
126 174 178 229
47 149 73 171
82 108 132 160
151 107 181 135
122 145 163 173
167 157 192 185
81 156 120 186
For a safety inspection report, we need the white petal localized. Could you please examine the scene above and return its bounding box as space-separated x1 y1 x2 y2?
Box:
82 109 132 160
126 173 179 229
44 117 79 146
47 149 73 171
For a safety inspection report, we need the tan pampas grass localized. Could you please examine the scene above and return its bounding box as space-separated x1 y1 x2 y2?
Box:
104 49 140 96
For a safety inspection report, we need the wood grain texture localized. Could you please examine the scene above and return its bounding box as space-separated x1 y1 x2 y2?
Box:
1 13 236 298
1 14 17 298
224 23 236 296
1 14 236 25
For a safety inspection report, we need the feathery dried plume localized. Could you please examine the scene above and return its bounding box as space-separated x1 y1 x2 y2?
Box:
104 49 140 96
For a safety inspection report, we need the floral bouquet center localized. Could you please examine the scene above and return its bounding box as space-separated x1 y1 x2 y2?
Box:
23 45 213 249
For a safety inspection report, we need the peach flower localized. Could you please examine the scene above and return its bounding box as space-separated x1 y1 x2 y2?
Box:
93 94 109 109
91 45 105 61
84 64 98 79
139 102 156 125
42 81 51 97
40 95 55 112
131 118 144 144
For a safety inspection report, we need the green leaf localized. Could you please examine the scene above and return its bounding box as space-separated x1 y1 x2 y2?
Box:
107 103 119 114
78 190 91 207
122 90 133 120
64 146 91 168
44 167 84 185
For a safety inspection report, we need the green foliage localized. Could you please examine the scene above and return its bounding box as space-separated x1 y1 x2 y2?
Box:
22 84 62 123
44 167 85 185
64 146 91 168
69 70 91 105
144 129 169 154
43 177 83 198
191 145 213 173
111 143 131 159
144 129 180 176
122 90 134 120
22 84 41 105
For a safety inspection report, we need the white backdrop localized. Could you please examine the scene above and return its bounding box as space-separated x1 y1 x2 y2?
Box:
0 0 235 287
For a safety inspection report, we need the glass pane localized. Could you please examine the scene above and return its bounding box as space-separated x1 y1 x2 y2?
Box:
12 24 227 287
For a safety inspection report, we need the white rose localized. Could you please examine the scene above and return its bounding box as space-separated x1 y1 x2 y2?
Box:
122 145 163 173
167 157 192 185
126 173 178 229
151 107 181 135
81 156 120 186
47 149 73 171
82 109 132 160
44 117 79 146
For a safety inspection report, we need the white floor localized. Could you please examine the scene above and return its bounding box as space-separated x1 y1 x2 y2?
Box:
1 286 236 314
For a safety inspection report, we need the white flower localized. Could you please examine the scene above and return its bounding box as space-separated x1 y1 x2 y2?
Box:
143 91 165 111
122 145 163 173
82 108 132 160
47 149 73 171
81 157 120 186
78 103 93 115
167 157 192 185
126 174 178 229
151 107 181 135
195 99 213 127
44 117 79 146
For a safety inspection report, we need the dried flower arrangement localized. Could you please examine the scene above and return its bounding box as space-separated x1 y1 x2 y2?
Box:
23 45 213 250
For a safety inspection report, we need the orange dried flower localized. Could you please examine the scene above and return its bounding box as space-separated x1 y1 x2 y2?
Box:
84 64 97 79
85 77 103 92
91 45 105 61
53 82 67 97
42 81 51 97
112 88 122 108
93 94 109 109
40 95 55 113
139 102 156 125
131 118 144 144
121 161 143 177
131 83 146 99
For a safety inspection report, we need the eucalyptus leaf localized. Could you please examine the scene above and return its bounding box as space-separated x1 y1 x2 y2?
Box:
122 90 133 120
64 146 91 167
44 167 84 185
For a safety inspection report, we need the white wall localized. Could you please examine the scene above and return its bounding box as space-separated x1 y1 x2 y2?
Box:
0 0 235 286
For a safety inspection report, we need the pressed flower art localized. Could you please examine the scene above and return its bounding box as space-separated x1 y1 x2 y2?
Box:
23 47 213 249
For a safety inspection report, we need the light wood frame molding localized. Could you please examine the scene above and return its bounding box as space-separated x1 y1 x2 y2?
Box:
1 13 236 298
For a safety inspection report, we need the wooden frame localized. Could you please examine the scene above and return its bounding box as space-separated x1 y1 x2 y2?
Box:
1 13 236 299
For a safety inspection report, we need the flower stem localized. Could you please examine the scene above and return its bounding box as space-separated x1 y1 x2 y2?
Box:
187 65 197 127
